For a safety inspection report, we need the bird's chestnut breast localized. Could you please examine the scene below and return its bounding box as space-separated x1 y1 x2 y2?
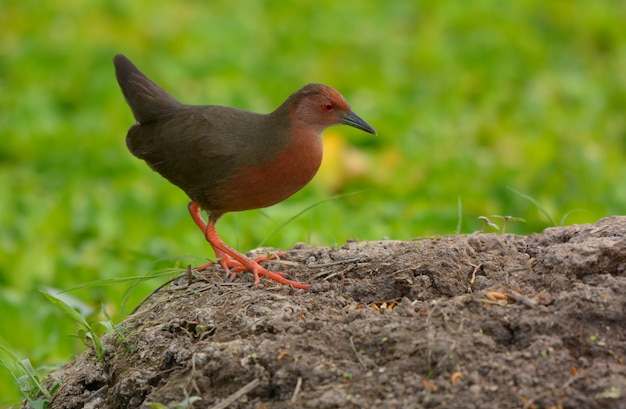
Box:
214 131 323 212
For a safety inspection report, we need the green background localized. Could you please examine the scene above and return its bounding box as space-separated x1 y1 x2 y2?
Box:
1 0 625 404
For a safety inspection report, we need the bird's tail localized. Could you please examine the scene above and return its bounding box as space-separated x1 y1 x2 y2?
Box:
113 54 182 124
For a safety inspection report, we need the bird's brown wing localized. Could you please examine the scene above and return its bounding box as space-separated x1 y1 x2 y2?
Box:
126 105 284 211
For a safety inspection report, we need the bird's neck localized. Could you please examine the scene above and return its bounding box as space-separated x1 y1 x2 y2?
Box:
252 125 324 205
216 122 323 212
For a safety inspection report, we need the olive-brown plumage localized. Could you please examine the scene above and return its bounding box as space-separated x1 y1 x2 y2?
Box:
114 54 376 289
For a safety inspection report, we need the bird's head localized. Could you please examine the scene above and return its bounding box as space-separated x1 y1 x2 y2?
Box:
289 84 376 135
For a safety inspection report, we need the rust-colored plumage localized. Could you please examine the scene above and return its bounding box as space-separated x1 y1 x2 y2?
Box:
114 54 376 289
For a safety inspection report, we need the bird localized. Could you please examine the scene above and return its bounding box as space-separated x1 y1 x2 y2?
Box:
113 54 376 290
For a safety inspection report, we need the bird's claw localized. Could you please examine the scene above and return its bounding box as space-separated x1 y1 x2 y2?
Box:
197 252 308 289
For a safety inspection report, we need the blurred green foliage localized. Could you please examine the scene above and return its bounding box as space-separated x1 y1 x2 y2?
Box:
1 0 625 404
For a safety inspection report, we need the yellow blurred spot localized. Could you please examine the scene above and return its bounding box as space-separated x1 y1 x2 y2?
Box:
317 130 370 193
450 371 463 385
422 379 437 389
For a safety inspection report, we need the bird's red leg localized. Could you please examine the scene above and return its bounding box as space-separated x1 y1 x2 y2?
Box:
188 201 310 290
187 203 277 272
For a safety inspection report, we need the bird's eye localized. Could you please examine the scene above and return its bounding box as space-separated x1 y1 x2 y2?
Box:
322 102 335 112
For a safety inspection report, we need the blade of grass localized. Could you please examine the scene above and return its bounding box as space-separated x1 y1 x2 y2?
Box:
456 196 463 234
559 208 591 226
40 291 90 330
58 269 183 293
0 345 52 400
40 291 105 360
507 187 556 226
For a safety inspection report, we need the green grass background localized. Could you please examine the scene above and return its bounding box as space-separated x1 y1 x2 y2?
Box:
1 0 625 404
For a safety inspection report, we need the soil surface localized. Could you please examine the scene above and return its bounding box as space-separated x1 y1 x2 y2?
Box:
28 217 626 409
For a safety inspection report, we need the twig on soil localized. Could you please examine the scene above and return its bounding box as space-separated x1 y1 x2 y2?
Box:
260 259 300 267
291 377 303 402
209 378 261 409
186 264 193 285
560 374 582 390
312 265 353 281
308 257 364 268
507 290 537 308
350 336 367 369
131 265 240 315
192 282 246 294
189 352 202 396
467 262 483 293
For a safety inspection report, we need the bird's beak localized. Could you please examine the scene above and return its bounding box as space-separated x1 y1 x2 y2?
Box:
341 110 377 135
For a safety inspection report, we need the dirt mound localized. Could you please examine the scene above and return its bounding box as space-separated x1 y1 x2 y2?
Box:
29 217 626 408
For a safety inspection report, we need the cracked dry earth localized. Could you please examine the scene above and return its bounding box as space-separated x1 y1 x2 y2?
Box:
27 216 626 409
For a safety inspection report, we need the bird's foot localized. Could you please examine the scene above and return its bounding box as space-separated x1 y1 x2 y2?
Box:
197 251 285 274
187 201 309 290
197 251 309 290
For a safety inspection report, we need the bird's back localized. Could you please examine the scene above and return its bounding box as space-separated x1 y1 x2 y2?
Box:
113 55 298 213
